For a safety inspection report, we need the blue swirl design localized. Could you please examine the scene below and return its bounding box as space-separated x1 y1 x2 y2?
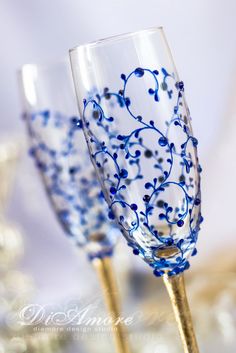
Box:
24 110 119 260
82 67 203 276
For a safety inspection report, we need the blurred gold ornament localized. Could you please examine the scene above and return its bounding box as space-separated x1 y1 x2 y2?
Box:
0 330 69 353
0 140 20 213
7 336 27 353
0 222 24 271
2 270 34 308
0 139 71 353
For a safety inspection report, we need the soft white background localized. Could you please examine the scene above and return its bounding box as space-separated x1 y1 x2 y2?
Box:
0 0 236 303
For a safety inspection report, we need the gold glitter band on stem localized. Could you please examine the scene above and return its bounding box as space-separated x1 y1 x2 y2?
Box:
92 256 131 353
163 273 199 353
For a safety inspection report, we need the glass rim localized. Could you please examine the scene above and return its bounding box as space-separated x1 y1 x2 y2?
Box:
69 26 164 53
18 59 69 74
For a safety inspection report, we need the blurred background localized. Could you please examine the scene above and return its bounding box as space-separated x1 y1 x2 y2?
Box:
0 0 236 352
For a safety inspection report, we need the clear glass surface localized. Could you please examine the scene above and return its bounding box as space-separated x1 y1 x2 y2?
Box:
70 28 203 275
19 61 119 259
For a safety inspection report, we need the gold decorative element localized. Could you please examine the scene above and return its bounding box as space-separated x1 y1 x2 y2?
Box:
0 221 24 270
92 256 131 353
89 232 106 242
155 246 180 258
0 141 19 212
163 273 199 353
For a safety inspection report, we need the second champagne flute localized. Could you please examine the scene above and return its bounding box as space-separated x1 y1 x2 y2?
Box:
19 61 131 353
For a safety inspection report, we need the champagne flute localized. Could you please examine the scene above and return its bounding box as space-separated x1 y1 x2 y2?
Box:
70 27 203 353
18 61 130 353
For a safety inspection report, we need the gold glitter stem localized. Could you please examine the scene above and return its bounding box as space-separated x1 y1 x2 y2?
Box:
163 273 199 353
92 256 130 353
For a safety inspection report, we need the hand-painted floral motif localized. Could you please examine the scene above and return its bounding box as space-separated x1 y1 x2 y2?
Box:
82 67 203 276
24 111 119 260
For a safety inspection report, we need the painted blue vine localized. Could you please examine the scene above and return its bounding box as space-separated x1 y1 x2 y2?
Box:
82 67 203 276
24 110 119 260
